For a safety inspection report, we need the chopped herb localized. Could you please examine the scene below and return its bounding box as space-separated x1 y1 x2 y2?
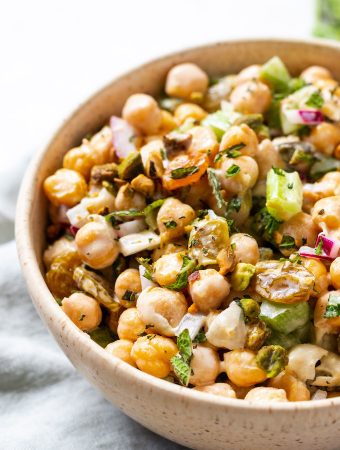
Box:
253 208 282 241
166 256 196 290
279 235 296 250
228 197 241 213
207 168 228 212
160 148 167 160
193 329 207 343
298 125 311 138
272 167 285 176
177 329 192 363
197 209 209 219
79 313 86 321
315 237 324 255
122 290 136 302
214 143 245 163
231 242 236 251
171 329 194 386
105 209 144 222
128 134 136 143
87 326 114 348
170 355 191 386
170 166 199 179
112 254 127 280
136 257 153 281
164 220 177 229
189 238 199 248
287 182 293 189
324 293 340 319
144 198 167 230
225 164 241 177
306 91 324 109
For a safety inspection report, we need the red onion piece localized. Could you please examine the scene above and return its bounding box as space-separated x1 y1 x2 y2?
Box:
284 109 324 125
298 245 333 261
69 225 79 236
110 116 137 159
315 233 340 259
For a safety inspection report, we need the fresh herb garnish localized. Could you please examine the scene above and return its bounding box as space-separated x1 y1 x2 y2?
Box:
287 182 293 189
279 235 296 249
193 329 207 343
166 256 196 290
306 91 324 109
214 143 245 163
122 290 137 302
177 329 192 363
136 257 153 281
315 237 324 255
144 198 166 230
272 167 285 176
105 209 144 221
170 166 199 179
253 208 282 241
227 197 241 213
207 168 228 212
171 329 193 386
164 220 177 229
324 293 340 318
225 164 241 177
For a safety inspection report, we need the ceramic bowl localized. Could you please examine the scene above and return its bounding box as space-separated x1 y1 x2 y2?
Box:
16 39 340 450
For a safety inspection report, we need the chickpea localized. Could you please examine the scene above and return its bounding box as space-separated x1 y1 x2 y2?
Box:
136 287 187 336
63 142 97 180
117 308 146 341
106 339 136 367
61 292 102 331
301 257 329 295
303 172 340 211
188 126 218 156
131 334 178 378
44 168 87 207
244 387 288 402
306 122 340 156
255 139 285 181
165 63 209 100
43 236 77 269
217 155 259 196
312 196 340 231
330 257 340 289
122 93 162 135
314 290 340 333
159 110 178 133
189 345 221 386
153 252 184 286
230 80 272 114
224 349 267 387
151 241 187 262
115 184 146 211
268 371 310 401
157 198 195 243
275 212 319 254
300 66 333 84
234 64 261 86
90 126 113 160
189 269 230 313
229 233 260 265
115 268 142 305
194 382 236 399
220 124 258 157
174 103 207 124
75 215 120 269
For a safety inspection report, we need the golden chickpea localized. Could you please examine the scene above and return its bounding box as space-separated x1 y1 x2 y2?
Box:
159 110 178 133
230 80 272 114
75 215 120 269
115 184 146 211
157 198 195 243
43 236 77 269
188 126 219 156
115 268 142 304
275 212 319 254
106 339 136 367
63 143 97 180
234 64 261 86
194 382 236 399
136 287 187 336
90 126 113 161
224 349 267 387
217 155 259 196
151 241 187 262
314 290 340 333
229 233 260 265
268 371 311 401
303 172 340 212
244 387 288 402
189 345 221 386
220 124 258 157
174 103 207 124
44 168 87 207
306 122 340 156
131 334 178 378
312 196 340 230
300 66 333 84
153 252 184 286
61 292 102 331
330 257 340 289
301 257 329 295
165 63 209 99
255 139 285 181
117 308 146 341
188 269 230 313
122 93 162 135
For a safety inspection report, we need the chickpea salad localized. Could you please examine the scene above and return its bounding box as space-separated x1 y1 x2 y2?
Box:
43 57 340 403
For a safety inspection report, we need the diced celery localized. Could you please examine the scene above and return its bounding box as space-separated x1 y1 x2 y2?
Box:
260 56 291 92
266 168 303 221
201 110 233 140
259 300 310 334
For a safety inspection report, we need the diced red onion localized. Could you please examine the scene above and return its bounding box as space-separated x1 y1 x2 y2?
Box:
69 225 79 236
174 313 206 340
138 265 157 290
298 245 333 261
315 233 340 259
116 219 146 238
188 271 200 282
284 109 324 125
110 116 137 159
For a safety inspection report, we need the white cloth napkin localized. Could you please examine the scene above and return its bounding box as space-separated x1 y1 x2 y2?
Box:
0 161 185 450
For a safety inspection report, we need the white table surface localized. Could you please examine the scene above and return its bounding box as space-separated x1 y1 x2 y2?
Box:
0 1 315 449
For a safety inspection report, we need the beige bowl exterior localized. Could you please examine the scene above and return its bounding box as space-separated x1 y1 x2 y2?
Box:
16 39 340 450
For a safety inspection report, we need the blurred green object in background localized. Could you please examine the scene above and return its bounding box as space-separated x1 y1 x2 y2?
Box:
314 0 340 40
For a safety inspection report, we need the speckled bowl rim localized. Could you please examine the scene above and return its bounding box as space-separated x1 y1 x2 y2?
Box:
16 37 340 412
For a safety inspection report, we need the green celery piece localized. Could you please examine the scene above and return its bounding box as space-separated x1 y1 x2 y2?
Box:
260 56 291 92
201 110 233 141
265 322 311 350
266 168 303 221
259 300 310 335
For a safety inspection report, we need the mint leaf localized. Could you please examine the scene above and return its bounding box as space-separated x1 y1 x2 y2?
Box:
177 329 192 363
166 256 196 291
225 164 241 177
171 355 191 386
170 166 199 179
136 257 153 281
324 293 340 318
